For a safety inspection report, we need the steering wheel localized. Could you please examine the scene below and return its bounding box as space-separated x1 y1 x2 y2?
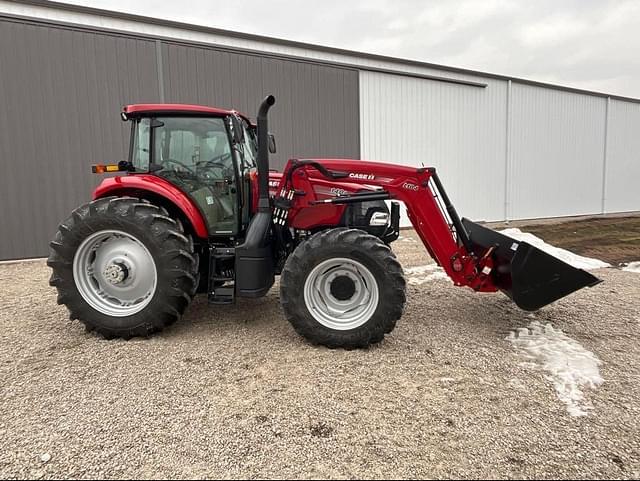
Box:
196 152 232 169
210 152 232 164
196 152 233 179
161 158 198 176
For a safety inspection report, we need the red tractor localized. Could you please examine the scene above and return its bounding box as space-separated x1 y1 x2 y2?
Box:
48 96 601 348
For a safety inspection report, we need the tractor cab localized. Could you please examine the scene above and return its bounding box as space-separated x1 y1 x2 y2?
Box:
123 104 259 237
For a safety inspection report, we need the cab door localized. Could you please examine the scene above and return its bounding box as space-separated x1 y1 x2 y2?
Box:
132 116 240 236
236 118 259 229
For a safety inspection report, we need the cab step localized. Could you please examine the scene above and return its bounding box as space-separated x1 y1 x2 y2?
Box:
208 246 236 305
208 285 235 305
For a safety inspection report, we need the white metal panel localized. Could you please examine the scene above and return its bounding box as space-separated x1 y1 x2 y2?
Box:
507 84 607 219
604 99 640 213
360 71 508 225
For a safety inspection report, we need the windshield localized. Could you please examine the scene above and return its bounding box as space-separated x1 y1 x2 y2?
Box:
239 120 258 169
131 118 150 170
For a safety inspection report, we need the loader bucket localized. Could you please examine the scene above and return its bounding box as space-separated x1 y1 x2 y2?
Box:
461 219 602 311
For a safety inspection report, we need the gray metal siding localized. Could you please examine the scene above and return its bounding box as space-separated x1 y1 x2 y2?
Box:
0 19 160 260
0 18 360 260
6 0 640 104
160 41 359 170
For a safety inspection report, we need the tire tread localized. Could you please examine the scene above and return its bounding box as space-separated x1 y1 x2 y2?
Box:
47 196 199 339
280 228 406 349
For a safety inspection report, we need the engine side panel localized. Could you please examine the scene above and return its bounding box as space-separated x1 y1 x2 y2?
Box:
267 169 389 231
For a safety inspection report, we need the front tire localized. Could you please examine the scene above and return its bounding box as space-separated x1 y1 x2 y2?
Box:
47 197 199 339
280 228 406 348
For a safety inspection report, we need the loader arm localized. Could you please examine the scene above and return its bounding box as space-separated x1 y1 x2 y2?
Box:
280 159 491 290
279 158 602 309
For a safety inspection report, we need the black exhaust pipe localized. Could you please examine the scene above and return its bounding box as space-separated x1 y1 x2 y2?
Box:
234 95 276 298
256 95 276 212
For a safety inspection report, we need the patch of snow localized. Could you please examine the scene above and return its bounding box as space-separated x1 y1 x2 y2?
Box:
405 264 451 285
500 228 610 270
507 321 604 417
622 261 640 273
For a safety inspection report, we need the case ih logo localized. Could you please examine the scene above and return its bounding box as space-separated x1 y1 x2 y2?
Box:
349 173 375 180
403 182 419 191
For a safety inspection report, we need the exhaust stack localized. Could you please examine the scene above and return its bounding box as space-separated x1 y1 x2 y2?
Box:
234 95 277 299
256 95 276 212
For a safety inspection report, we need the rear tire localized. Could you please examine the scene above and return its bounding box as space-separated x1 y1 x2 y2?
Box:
280 228 406 348
47 196 199 339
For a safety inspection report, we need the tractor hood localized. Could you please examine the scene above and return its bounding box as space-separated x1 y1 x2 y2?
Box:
267 170 381 198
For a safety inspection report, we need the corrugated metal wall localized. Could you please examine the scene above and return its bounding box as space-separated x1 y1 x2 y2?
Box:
508 84 607 219
605 99 640 214
1 4 639 260
360 71 508 223
0 19 159 260
360 71 640 226
0 18 359 260
160 42 359 169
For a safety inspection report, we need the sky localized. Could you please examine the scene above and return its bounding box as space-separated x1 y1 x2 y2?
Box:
63 0 640 99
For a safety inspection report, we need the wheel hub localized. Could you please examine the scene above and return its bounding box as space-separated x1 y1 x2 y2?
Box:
329 274 357 301
103 261 129 285
73 230 157 317
303 258 379 331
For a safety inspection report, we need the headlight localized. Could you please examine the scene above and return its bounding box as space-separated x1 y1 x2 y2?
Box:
369 212 389 226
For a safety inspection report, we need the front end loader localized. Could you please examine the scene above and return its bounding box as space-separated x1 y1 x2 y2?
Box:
48 95 601 348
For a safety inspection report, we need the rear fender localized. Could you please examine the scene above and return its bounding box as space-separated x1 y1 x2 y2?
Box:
93 175 209 239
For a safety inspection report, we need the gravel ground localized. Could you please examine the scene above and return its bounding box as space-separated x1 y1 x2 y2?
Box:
1 230 639 479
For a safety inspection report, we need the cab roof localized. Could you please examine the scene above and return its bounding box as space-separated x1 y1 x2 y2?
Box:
123 104 253 125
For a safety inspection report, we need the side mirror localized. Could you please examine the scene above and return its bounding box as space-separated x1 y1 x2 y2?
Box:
230 115 244 144
268 133 276 154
